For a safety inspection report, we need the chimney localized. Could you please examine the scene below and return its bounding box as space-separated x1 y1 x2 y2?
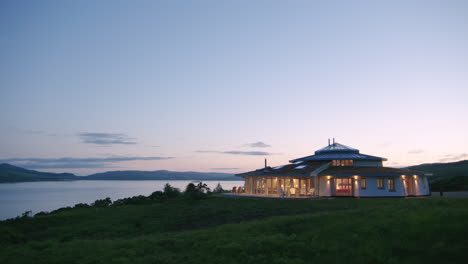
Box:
328 138 330 146
264 158 267 168
333 138 335 144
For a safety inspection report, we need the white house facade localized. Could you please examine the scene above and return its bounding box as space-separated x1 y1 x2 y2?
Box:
236 141 431 198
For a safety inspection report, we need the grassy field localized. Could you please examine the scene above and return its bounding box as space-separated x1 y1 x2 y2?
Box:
1 196 467 264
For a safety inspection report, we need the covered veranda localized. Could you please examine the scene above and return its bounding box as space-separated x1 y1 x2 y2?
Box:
243 176 316 197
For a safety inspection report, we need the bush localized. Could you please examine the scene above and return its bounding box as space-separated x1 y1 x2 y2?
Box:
184 182 211 200
20 211 32 218
92 197 112 207
163 183 181 198
113 195 152 206
150 191 167 202
34 211 49 217
213 183 224 193
74 203 90 208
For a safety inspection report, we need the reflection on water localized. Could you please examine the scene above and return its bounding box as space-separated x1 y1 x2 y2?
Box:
0 180 244 220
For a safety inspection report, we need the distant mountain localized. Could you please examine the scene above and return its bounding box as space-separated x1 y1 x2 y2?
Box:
0 163 78 183
0 163 239 183
407 160 468 191
85 170 238 181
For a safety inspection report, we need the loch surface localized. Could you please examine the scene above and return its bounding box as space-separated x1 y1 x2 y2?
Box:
0 180 244 220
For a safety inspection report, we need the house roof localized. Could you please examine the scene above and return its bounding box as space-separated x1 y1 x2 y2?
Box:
236 165 427 178
314 143 359 154
290 142 386 162
236 161 327 177
318 166 427 177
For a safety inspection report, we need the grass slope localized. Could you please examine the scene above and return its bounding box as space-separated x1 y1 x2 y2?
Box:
1 197 467 263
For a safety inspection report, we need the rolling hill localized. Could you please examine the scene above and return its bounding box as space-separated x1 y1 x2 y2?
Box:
85 170 238 181
0 163 78 183
407 160 468 191
2 160 468 186
0 163 238 183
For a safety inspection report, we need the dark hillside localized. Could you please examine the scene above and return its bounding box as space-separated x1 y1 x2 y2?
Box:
0 163 77 183
407 160 468 191
85 170 237 181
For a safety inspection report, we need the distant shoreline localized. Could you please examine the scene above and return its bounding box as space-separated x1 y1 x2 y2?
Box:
0 178 241 184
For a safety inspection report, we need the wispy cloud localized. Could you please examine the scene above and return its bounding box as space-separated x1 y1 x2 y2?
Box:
245 141 271 148
378 142 392 148
438 153 468 163
0 156 173 169
79 133 137 145
14 128 59 137
196 150 272 156
408 149 424 154
20 129 46 135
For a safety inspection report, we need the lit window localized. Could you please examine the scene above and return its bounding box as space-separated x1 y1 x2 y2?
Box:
361 178 366 189
377 178 384 189
332 160 354 166
388 178 395 191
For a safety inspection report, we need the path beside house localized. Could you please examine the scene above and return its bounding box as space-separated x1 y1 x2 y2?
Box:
431 191 468 198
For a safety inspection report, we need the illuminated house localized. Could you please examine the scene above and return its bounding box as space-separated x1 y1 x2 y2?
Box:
236 140 431 197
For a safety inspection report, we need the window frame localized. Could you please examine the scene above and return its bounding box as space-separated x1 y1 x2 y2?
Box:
361 178 367 189
388 177 395 191
377 178 384 189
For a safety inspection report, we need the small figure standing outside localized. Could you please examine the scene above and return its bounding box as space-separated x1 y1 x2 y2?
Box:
279 187 285 198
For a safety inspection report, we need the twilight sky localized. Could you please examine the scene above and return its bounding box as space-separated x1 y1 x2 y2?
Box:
1 0 467 175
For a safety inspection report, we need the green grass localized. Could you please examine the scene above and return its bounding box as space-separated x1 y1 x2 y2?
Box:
1 197 468 264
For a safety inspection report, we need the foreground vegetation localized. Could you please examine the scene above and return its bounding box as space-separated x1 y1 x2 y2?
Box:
1 185 467 263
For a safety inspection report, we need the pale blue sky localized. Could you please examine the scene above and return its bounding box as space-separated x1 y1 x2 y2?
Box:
1 0 467 175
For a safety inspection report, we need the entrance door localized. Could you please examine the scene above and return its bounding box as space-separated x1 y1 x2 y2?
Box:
404 178 415 196
335 178 353 196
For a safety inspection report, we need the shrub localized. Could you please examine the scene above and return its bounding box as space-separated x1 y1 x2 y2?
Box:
92 197 112 207
21 211 32 218
113 195 152 206
213 183 224 193
74 203 90 208
163 183 181 198
184 182 211 200
150 191 167 202
34 211 49 217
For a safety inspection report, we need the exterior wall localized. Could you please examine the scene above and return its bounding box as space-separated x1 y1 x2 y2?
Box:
317 176 332 197
356 177 405 197
353 160 383 167
318 175 430 197
411 175 430 196
243 176 315 196
244 175 430 197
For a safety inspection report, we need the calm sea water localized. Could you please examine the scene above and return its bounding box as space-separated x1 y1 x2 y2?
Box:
0 180 244 220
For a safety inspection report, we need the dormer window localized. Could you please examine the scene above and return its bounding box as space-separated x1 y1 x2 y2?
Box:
332 160 353 166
